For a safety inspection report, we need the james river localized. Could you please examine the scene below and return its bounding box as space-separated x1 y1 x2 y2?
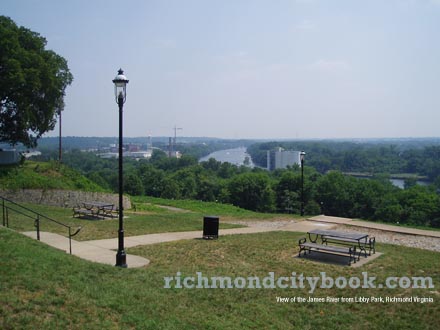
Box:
199 147 255 168
199 147 429 189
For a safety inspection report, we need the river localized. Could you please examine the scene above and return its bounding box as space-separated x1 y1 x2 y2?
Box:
200 148 431 189
199 147 255 167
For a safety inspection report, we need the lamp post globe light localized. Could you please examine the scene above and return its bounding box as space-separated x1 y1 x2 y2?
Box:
300 151 306 217
113 68 129 268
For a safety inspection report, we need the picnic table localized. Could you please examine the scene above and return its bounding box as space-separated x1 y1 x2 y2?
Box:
73 201 116 219
298 229 375 265
307 229 375 257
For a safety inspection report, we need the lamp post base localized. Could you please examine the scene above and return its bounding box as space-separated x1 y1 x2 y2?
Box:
115 250 127 268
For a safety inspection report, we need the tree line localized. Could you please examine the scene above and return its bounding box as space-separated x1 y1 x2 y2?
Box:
247 140 440 183
39 146 440 228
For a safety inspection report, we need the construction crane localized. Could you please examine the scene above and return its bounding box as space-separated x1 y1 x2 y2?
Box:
173 125 183 146
168 125 183 157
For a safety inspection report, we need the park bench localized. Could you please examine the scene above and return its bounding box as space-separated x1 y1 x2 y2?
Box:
322 235 376 257
298 237 357 266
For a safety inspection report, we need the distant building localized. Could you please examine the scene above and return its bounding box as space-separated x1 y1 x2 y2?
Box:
97 139 152 160
267 148 301 171
97 150 152 160
127 144 140 152
168 150 182 158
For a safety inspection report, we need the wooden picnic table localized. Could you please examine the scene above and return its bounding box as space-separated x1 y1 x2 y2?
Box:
308 229 368 243
73 201 116 219
83 201 114 210
307 229 373 257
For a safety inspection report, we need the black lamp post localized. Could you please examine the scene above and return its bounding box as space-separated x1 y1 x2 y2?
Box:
58 108 62 163
300 151 306 216
113 68 129 268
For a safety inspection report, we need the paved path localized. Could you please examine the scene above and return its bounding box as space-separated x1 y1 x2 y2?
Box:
21 215 440 268
307 215 440 238
21 227 277 268
85 227 275 250
22 231 151 268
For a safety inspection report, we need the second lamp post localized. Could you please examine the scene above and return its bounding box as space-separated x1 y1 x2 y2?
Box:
113 68 129 268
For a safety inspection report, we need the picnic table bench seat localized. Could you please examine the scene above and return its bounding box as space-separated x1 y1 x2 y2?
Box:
73 206 97 218
322 235 376 256
100 205 117 218
298 237 357 265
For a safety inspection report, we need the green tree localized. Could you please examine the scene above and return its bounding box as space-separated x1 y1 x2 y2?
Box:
275 171 302 213
139 164 166 197
228 172 275 212
124 172 144 196
196 175 219 202
398 185 440 226
171 167 197 199
161 178 181 199
315 171 353 217
374 196 403 223
0 16 73 147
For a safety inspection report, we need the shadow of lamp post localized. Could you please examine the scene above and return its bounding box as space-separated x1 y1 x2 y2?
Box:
113 68 129 268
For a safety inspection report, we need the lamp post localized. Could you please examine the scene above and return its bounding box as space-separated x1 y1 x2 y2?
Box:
113 68 129 268
300 151 306 216
58 108 62 163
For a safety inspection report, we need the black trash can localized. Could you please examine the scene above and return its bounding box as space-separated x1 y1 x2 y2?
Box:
203 216 219 239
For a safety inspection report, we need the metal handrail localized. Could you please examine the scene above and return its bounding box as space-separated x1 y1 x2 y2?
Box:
1 196 82 254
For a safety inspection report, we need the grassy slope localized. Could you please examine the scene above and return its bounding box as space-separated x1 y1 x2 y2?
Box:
1 228 439 330
0 161 105 191
2 201 244 241
133 196 295 220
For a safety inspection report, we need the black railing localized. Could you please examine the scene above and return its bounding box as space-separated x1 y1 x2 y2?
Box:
1 196 81 254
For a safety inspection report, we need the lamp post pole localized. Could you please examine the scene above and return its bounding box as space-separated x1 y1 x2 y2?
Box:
58 108 62 163
300 151 306 217
113 69 129 268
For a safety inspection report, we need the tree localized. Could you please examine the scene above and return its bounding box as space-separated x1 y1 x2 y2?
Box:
228 172 275 212
315 171 353 217
124 172 144 196
0 16 73 147
171 167 197 199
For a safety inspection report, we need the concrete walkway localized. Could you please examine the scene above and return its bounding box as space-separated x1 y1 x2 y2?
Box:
85 226 275 250
22 231 151 268
21 227 277 268
307 215 440 238
21 216 440 268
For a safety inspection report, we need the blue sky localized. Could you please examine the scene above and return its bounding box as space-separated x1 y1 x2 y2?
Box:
3 0 440 139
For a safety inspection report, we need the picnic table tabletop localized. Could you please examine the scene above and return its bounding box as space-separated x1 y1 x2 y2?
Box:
308 229 368 240
82 201 114 209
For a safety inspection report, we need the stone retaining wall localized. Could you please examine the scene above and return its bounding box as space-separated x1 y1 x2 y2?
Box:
0 189 131 209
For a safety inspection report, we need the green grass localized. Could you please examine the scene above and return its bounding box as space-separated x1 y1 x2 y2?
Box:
2 201 244 241
0 161 105 191
1 228 439 329
133 196 294 220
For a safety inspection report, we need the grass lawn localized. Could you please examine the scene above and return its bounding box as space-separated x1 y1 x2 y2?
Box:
2 201 248 241
132 196 299 221
2 196 302 242
1 228 439 330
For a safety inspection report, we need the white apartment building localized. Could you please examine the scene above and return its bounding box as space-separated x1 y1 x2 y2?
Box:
267 148 301 171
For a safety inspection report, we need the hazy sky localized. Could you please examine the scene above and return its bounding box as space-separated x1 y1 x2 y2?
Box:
3 0 440 139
